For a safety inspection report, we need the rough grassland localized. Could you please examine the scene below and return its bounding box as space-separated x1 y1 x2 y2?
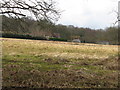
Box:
1 38 119 88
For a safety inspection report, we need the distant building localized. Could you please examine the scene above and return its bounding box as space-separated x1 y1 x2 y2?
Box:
72 39 81 43
44 33 61 40
45 35 50 40
71 35 81 43
97 41 109 45
52 33 61 38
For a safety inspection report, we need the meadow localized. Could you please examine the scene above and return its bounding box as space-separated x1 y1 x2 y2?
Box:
1 38 119 88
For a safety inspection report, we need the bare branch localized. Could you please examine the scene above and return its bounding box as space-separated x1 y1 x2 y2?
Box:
0 11 26 16
0 0 61 22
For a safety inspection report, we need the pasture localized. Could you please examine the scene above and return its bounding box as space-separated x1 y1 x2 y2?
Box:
1 38 119 88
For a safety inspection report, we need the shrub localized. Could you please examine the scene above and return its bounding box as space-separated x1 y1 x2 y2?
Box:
1 33 47 40
49 37 67 42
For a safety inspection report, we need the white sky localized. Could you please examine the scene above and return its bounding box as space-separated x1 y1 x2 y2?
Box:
56 0 119 29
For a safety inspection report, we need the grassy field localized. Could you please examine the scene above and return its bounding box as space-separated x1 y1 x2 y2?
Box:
1 38 119 88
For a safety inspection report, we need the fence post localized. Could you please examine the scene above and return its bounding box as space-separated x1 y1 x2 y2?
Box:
0 14 2 90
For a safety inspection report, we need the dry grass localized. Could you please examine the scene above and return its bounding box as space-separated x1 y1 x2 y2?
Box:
1 38 119 88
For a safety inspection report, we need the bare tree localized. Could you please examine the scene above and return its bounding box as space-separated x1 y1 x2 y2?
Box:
0 0 61 22
118 1 120 27
114 1 120 26
113 11 119 25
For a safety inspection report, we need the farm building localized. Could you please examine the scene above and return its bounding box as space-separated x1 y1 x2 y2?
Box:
97 41 109 45
71 35 81 43
72 39 81 43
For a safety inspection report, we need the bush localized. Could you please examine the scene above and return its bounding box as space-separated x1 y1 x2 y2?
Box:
49 37 67 42
1 33 47 40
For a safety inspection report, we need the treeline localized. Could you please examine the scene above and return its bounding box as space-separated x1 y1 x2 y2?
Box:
1 15 118 45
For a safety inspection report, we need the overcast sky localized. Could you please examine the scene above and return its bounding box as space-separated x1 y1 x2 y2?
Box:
56 0 119 29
